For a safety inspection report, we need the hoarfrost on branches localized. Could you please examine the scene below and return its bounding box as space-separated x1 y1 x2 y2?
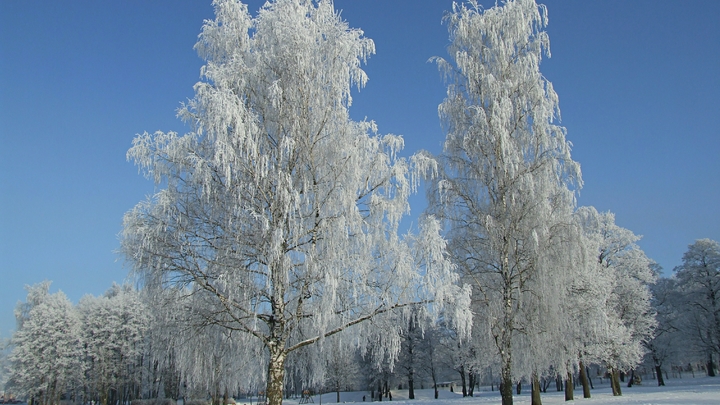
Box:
575 206 657 395
6 283 83 404
429 1 581 404
121 1 470 404
673 239 720 374
77 284 150 404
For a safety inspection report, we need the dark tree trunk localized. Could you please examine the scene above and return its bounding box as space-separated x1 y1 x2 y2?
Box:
468 370 475 397
516 381 521 395
655 365 665 386
610 369 622 396
555 375 563 392
500 372 514 405
459 366 467 397
408 375 414 400
627 369 635 388
541 377 551 393
579 361 591 399
430 369 438 399
564 372 573 401
531 374 542 405
707 353 716 377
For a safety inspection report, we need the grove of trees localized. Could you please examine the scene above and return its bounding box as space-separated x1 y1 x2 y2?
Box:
3 1 717 405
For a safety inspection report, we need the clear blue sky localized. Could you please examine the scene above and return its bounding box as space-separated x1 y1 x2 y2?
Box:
1 0 718 338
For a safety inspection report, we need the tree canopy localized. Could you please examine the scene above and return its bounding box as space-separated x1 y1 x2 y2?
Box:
121 1 470 404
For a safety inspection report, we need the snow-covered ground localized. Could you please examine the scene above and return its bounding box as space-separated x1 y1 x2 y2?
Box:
275 376 719 405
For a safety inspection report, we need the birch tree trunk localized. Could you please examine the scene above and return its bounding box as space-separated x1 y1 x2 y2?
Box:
267 346 287 405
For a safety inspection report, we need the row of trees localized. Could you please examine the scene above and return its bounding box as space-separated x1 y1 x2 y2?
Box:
5 283 152 405
423 1 659 403
6 235 717 405
4 1 716 405
0 281 507 404
644 239 720 384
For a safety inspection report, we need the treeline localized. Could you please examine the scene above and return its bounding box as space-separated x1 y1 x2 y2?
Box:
645 239 720 384
5 283 166 405
2 237 718 405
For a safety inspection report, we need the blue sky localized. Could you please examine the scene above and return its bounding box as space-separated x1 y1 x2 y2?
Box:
1 0 718 338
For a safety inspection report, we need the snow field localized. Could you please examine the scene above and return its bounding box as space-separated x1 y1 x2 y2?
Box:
280 377 719 405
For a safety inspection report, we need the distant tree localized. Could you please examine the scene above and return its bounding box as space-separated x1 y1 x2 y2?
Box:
322 337 361 403
182 322 252 405
77 285 149 405
396 310 423 400
7 282 82 405
149 287 264 403
0 337 10 395
138 290 183 400
644 276 681 386
121 2 470 405
357 337 397 402
673 239 720 376
576 207 656 396
416 324 449 400
430 0 581 404
547 210 615 400
440 313 497 397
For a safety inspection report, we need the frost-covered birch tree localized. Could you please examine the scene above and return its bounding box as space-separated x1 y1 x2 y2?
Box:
559 210 613 399
430 1 580 404
137 290 185 400
121 2 470 405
